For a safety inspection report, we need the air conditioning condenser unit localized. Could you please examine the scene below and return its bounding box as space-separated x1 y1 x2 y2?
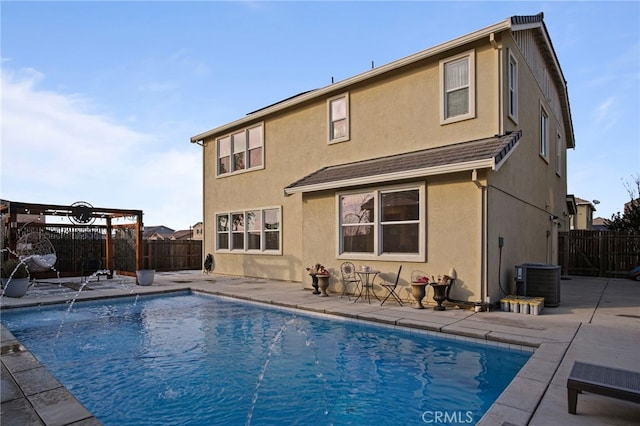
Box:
515 263 561 307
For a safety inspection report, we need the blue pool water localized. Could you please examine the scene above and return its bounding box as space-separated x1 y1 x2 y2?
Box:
2 293 530 425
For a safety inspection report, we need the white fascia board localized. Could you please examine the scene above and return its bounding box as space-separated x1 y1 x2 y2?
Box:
512 20 565 84
284 158 496 195
510 19 574 149
510 22 541 31
493 139 520 172
191 19 512 142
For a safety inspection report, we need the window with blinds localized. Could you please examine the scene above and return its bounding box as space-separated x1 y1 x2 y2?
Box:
440 50 476 124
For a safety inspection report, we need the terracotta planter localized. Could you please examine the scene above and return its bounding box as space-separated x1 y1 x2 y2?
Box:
136 269 155 286
3 278 30 298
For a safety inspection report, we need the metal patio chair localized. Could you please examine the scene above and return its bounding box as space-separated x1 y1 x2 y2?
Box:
340 262 362 300
379 265 403 306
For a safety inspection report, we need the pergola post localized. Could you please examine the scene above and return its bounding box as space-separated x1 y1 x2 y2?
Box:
136 212 144 271
105 217 113 277
0 200 146 277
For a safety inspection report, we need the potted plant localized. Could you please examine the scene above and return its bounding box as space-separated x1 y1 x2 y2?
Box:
306 263 331 296
316 265 332 297
1 258 31 298
136 268 155 286
136 257 155 286
410 274 430 309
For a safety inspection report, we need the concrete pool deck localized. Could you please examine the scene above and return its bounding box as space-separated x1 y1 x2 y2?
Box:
1 271 639 425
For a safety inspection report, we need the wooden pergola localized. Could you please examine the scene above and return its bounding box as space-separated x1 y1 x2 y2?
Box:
1 200 144 273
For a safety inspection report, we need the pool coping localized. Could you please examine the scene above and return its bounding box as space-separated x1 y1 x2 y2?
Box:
2 272 639 425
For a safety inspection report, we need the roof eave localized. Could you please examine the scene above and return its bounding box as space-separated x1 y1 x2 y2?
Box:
191 19 512 142
284 158 496 195
511 17 575 149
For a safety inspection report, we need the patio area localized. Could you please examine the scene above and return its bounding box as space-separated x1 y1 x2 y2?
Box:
2 271 639 425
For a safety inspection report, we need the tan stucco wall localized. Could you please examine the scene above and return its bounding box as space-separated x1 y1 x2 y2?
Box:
202 41 501 287
424 175 483 302
297 175 483 301
573 205 594 230
482 33 571 303
199 29 573 306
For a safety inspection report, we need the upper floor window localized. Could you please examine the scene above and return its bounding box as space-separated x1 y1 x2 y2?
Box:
328 93 349 143
217 123 264 176
540 106 549 160
440 50 475 124
338 184 424 261
216 207 281 254
508 50 518 122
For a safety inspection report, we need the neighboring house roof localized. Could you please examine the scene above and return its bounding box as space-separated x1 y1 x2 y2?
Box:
191 13 574 150
285 131 521 194
146 232 174 240
575 197 597 211
624 198 640 213
143 226 175 239
593 217 609 231
172 230 194 240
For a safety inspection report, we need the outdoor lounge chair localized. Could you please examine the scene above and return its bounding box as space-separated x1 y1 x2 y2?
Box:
567 361 640 414
340 262 361 300
379 265 403 306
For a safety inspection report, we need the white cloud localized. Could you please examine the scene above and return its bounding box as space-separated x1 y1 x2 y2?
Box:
1 67 201 229
593 96 617 129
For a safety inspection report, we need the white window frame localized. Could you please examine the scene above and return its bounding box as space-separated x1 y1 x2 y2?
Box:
439 49 476 124
216 122 264 177
336 183 425 262
327 93 350 144
215 206 281 255
508 50 518 123
540 104 549 161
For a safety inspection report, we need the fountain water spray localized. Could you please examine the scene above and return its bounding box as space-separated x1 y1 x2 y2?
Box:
246 317 296 426
53 280 91 349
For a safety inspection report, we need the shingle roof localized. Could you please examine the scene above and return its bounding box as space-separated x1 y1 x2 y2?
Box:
285 131 521 194
510 12 544 26
191 14 564 144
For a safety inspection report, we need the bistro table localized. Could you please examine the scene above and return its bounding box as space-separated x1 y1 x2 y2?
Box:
354 270 380 303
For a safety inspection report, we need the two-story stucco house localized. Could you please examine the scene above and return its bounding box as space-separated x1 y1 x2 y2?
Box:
191 13 575 306
571 197 597 230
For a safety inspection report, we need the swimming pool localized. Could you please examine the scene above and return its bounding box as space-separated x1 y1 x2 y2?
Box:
2 292 531 425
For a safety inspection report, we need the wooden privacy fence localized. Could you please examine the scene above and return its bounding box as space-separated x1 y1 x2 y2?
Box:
112 239 203 273
9 229 203 277
559 231 640 277
143 240 202 272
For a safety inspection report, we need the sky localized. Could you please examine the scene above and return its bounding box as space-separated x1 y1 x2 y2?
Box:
1 1 638 230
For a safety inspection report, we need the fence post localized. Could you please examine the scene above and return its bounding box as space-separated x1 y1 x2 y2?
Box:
598 231 605 277
560 232 569 275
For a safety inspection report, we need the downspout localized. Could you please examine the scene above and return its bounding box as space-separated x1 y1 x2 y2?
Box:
490 32 503 136
193 138 207 268
472 169 488 306
445 169 488 310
